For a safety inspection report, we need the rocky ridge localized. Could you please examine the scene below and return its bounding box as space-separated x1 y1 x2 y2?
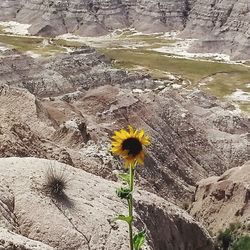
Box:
0 48 155 97
0 0 249 58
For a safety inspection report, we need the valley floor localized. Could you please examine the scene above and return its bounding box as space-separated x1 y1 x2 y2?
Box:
0 21 249 114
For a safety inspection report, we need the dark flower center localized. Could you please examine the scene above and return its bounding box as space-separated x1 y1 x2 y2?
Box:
122 137 142 156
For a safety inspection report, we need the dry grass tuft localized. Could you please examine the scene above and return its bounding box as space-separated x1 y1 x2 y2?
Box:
43 166 73 207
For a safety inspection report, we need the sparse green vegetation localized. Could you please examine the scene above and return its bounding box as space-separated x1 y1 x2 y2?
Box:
0 34 42 50
117 31 175 43
0 34 88 56
232 236 250 250
200 72 250 98
99 48 250 84
216 222 250 250
53 39 84 48
239 102 250 113
0 25 248 113
217 228 234 250
0 34 67 55
98 47 250 113
120 35 176 49
0 22 86 56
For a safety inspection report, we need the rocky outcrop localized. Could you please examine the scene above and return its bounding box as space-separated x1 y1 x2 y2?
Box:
0 48 155 97
183 0 250 59
0 157 214 250
190 161 250 234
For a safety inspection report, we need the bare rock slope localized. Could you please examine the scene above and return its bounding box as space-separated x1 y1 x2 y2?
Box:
190 161 250 234
184 0 250 59
0 157 214 250
0 49 249 204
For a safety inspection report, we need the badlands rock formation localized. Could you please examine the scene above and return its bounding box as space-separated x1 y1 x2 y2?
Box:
184 0 250 59
0 3 249 248
0 157 214 250
0 0 188 36
0 0 249 58
0 48 155 97
0 49 249 204
190 161 250 235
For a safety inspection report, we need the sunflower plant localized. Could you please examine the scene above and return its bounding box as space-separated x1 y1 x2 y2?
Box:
111 125 150 250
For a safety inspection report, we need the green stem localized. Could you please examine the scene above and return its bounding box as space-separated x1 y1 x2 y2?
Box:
128 163 135 250
130 164 135 192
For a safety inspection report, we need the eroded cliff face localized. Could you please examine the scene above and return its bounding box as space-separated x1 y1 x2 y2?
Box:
129 0 189 32
0 0 189 36
184 0 250 59
0 49 249 204
1 0 249 58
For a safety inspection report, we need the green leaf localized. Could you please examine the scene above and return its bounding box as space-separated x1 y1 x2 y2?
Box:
116 187 131 199
118 173 130 184
133 230 146 250
114 214 132 224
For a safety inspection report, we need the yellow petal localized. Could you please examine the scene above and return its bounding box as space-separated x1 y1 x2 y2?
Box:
138 129 145 140
128 125 134 134
136 152 145 165
111 142 122 147
111 147 122 153
133 129 139 137
112 135 123 141
113 131 124 140
116 130 128 138
141 136 150 146
114 129 128 140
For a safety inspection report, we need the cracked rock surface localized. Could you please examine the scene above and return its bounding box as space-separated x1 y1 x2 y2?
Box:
0 157 214 250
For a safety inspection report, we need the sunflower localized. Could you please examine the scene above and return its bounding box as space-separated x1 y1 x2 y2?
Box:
111 125 150 166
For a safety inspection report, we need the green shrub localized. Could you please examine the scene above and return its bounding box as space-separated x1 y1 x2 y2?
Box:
217 229 234 250
231 236 250 250
216 223 250 250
